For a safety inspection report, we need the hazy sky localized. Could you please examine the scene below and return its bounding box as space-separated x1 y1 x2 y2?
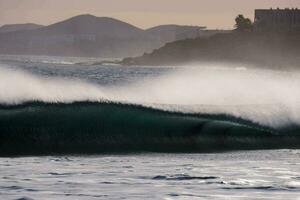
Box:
0 0 299 29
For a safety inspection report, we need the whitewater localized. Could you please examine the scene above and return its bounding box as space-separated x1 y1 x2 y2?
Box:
1 61 300 128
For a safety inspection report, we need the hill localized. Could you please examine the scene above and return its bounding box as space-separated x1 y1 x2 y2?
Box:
37 15 145 37
0 15 209 58
0 15 156 58
0 23 43 33
146 25 205 43
122 32 300 68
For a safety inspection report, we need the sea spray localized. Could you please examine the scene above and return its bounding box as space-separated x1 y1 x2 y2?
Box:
0 66 107 104
1 64 300 128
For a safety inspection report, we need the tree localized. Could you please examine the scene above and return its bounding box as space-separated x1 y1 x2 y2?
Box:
235 15 253 32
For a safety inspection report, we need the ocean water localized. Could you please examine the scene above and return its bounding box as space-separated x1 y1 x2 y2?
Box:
1 151 300 200
1 55 300 199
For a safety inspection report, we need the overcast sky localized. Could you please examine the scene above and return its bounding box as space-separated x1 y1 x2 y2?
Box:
0 0 299 29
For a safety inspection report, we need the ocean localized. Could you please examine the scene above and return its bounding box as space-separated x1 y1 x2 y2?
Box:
0 55 300 199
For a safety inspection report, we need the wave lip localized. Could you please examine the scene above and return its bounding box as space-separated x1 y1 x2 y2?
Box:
0 101 300 156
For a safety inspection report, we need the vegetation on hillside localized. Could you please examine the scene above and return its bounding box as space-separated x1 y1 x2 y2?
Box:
234 15 253 32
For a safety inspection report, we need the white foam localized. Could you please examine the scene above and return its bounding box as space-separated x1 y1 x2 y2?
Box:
1 63 300 128
0 66 107 104
108 66 300 128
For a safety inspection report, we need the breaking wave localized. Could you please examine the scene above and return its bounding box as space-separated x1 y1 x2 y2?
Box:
0 64 300 155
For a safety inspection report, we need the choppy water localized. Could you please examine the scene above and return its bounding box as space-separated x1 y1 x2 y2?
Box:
0 55 173 86
1 55 300 199
1 150 300 200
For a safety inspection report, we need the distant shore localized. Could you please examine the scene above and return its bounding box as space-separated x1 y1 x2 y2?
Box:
121 32 300 69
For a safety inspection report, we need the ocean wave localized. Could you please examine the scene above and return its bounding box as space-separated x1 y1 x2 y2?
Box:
0 101 299 156
1 63 300 155
1 64 300 129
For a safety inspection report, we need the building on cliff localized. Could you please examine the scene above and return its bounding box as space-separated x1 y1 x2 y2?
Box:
254 8 300 32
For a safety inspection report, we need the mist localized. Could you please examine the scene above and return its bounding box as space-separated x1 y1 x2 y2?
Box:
1 63 300 128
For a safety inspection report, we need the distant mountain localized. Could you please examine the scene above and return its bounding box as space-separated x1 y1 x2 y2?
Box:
0 15 211 58
146 25 206 43
38 15 145 37
0 23 43 33
122 32 300 68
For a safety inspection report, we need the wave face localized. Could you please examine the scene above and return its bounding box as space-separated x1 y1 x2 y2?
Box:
1 101 300 156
